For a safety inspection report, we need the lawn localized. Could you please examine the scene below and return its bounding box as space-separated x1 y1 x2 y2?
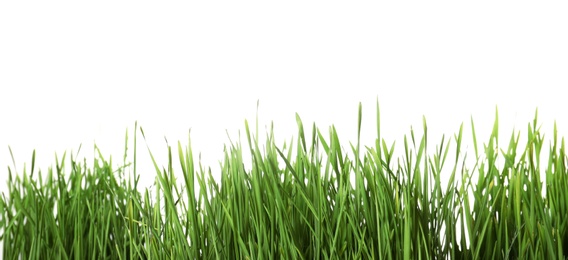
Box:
1 102 567 259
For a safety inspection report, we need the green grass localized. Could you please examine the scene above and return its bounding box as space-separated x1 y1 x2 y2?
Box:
1 102 568 259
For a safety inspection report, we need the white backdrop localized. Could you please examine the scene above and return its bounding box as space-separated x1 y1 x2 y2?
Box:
1 2 568 200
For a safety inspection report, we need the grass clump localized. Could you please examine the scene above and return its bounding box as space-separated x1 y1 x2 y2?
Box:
1 102 568 259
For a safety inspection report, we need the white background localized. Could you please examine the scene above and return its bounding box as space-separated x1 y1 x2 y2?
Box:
1 2 568 206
